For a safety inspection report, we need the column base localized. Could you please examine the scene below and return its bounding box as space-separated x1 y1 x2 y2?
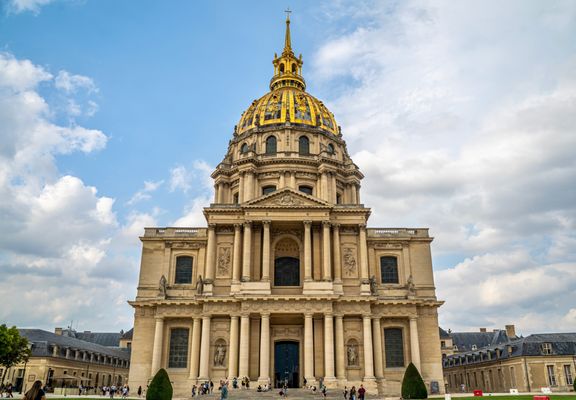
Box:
322 376 338 388
303 280 334 295
240 281 271 295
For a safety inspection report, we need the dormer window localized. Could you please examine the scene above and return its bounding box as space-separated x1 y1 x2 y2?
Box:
471 344 477 351
541 343 553 355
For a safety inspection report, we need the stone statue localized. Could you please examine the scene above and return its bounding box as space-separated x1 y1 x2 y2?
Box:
347 344 358 366
214 343 226 366
158 275 167 299
369 275 377 295
195 275 204 295
407 274 416 295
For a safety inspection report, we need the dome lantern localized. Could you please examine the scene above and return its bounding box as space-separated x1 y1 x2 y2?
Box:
270 10 306 91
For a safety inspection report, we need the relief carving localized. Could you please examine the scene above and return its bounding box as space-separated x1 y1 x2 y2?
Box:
217 247 231 277
343 247 357 277
273 193 302 206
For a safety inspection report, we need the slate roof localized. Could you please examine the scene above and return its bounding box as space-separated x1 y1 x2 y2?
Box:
19 329 130 360
121 328 133 340
439 328 451 339
449 330 510 352
443 332 576 368
74 331 122 347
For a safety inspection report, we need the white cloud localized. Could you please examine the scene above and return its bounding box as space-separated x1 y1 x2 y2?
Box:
169 160 213 193
7 0 54 14
312 0 576 333
126 180 164 206
55 70 98 94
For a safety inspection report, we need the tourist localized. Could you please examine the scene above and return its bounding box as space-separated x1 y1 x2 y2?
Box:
232 377 238 389
349 385 356 400
220 382 228 400
322 385 327 398
5 383 13 398
209 380 214 393
343 386 348 399
358 384 366 400
23 380 45 400
137 386 142 398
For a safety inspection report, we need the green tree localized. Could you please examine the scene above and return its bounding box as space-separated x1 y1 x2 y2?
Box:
401 362 428 399
146 368 173 400
0 325 31 384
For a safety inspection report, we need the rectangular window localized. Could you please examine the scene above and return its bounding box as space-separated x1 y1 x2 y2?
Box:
380 256 399 284
547 365 557 386
564 365 573 385
175 256 193 284
168 328 189 368
541 343 553 355
384 328 404 368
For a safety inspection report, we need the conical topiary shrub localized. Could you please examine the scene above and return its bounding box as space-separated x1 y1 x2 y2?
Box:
146 368 173 400
401 362 428 399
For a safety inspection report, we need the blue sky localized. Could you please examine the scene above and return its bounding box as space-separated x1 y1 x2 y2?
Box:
1 0 575 334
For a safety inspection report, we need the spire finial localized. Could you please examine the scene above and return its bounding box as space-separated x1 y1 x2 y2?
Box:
284 8 292 53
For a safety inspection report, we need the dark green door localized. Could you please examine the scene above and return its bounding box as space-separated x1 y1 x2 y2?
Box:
274 341 299 388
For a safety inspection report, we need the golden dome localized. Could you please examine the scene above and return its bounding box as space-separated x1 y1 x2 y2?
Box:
236 12 339 136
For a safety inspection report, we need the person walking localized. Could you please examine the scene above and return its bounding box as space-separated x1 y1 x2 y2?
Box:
137 386 142 398
349 385 356 400
343 386 348 399
358 384 366 400
220 382 228 400
23 380 46 400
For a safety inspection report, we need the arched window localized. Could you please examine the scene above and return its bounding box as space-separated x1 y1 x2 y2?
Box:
168 328 189 368
265 136 277 155
274 238 300 286
233 193 239 204
384 328 404 367
336 193 342 204
299 136 310 155
327 143 335 154
175 256 193 284
262 185 276 195
299 185 313 195
279 63 285 73
240 143 249 154
380 256 399 284
292 63 297 73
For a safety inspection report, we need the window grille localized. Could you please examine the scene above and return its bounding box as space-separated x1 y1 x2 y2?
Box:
168 328 189 368
564 365 573 385
175 256 193 284
384 328 404 367
380 256 399 283
547 365 557 386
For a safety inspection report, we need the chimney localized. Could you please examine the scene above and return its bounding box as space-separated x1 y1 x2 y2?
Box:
505 324 516 338
479 328 487 333
55 327 63 335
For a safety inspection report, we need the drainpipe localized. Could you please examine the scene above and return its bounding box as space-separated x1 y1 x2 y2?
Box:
523 357 531 393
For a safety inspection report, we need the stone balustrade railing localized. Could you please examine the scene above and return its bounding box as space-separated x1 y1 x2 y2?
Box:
367 228 429 238
144 227 207 237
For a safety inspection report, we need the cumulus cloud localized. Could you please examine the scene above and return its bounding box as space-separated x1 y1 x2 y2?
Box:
0 52 137 331
126 180 164 206
312 0 576 333
55 70 98 94
5 0 54 14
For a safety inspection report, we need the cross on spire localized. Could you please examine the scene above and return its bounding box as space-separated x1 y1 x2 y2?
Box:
285 7 291 22
284 8 292 52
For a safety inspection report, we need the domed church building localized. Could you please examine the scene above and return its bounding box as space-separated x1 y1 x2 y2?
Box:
128 14 445 397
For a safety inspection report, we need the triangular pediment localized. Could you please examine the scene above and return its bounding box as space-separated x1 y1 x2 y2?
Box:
244 188 331 208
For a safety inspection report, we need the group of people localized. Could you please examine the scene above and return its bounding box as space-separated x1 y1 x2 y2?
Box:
191 380 229 399
0 383 14 398
343 384 367 400
100 384 130 398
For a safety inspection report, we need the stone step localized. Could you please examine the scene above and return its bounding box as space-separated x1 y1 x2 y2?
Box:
175 387 383 400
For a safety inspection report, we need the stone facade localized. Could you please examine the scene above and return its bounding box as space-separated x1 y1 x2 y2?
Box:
128 15 445 398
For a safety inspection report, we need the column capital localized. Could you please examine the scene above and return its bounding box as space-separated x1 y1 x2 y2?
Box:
229 314 240 319
359 223 367 229
303 220 313 227
154 315 164 321
260 312 271 318
333 313 344 319
262 220 271 227
322 221 331 227
234 223 242 230
332 223 341 230
371 315 382 322
409 316 418 321
362 314 372 320
240 312 251 318
202 314 212 321
243 220 252 228
304 312 314 318
208 223 217 230
324 312 334 318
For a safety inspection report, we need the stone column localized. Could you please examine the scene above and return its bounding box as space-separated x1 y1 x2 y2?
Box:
322 221 332 281
150 316 164 376
245 171 255 201
350 184 358 204
239 314 250 378
321 172 329 202
198 315 211 380
304 221 313 281
238 172 245 203
279 171 286 188
372 317 384 379
304 313 315 382
358 224 369 282
333 224 342 282
335 315 346 381
214 184 220 203
324 313 336 382
205 224 217 281
262 221 271 281
290 171 296 188
232 224 242 282
362 315 375 380
409 317 421 371
189 317 202 380
228 316 240 378
242 222 252 281
258 313 270 383
331 173 337 203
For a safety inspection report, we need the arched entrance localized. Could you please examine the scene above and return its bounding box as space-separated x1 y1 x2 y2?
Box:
273 237 300 286
274 341 299 388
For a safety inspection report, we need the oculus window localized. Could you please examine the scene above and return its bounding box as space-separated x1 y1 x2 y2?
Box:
168 328 189 368
384 328 404 368
380 256 399 284
175 256 193 284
